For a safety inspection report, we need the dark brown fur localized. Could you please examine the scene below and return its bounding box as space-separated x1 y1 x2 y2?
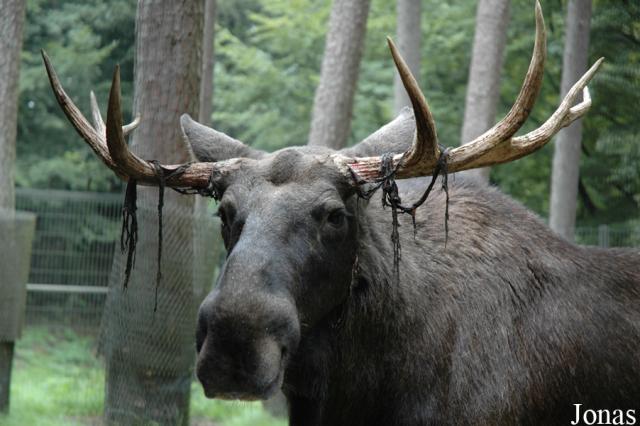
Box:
186 111 640 425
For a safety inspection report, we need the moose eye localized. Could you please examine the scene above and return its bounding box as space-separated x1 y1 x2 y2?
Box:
216 207 227 227
327 209 346 227
216 205 242 252
216 204 237 231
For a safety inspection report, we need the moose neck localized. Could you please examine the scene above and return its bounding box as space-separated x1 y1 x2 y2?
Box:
283 194 455 421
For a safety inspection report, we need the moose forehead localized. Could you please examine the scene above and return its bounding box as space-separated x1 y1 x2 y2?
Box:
216 147 356 236
220 146 350 195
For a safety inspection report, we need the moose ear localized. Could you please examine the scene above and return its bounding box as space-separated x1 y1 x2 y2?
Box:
339 107 416 158
180 114 265 162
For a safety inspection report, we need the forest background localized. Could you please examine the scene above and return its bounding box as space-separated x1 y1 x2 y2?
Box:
15 0 639 228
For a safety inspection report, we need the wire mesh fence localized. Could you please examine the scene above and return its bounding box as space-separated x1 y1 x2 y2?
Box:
99 191 222 425
15 188 222 333
16 188 121 330
13 187 640 334
12 188 224 425
575 223 640 248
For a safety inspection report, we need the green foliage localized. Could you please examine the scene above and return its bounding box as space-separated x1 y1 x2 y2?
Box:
579 0 640 225
212 0 474 150
412 1 476 146
492 0 640 226
16 151 119 191
17 0 135 192
212 0 638 225
212 0 330 151
17 0 639 227
0 327 285 426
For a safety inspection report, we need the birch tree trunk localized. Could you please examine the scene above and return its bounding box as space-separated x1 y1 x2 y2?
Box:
194 0 217 315
0 0 26 413
549 0 592 241
393 0 421 115
199 0 216 127
459 0 510 184
103 1 203 424
308 0 371 149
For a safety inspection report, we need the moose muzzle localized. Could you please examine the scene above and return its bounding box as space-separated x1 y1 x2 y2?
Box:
195 262 300 400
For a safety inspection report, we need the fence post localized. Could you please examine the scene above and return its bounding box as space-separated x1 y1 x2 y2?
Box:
598 224 610 248
0 210 36 413
0 343 14 412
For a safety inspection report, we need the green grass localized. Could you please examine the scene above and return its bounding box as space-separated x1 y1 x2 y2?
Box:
0 327 286 426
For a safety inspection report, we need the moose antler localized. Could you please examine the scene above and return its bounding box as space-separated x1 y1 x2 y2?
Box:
42 51 242 190
43 1 602 192
345 0 603 182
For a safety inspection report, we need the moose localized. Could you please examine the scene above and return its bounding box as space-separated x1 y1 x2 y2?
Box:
43 3 639 425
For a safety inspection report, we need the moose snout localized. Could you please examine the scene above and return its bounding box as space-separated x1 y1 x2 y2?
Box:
195 292 300 401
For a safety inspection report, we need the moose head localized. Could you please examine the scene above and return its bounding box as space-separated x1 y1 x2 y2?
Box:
43 2 602 403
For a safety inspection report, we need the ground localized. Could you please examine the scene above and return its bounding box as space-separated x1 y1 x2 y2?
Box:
0 327 285 426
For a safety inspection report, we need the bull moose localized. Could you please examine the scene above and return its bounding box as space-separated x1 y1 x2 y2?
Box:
43 2 639 425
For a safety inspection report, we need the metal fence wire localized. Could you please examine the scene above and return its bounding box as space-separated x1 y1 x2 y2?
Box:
16 188 122 329
99 190 220 425
575 223 640 247
18 187 222 424
15 188 222 332
14 187 640 332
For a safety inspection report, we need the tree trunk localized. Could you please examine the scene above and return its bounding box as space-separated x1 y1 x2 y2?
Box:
199 0 216 127
393 0 421 115
549 0 592 241
459 0 510 184
103 1 203 425
192 0 218 299
0 0 25 211
0 0 26 414
194 0 217 308
307 0 371 150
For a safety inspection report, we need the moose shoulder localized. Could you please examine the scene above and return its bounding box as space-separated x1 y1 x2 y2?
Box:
42 1 639 425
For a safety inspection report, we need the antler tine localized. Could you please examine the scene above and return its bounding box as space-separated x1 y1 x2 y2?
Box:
123 115 141 136
563 87 590 126
43 51 238 190
387 37 439 168
89 91 106 137
42 50 115 168
91 90 140 137
456 0 546 163
105 65 153 179
462 58 603 168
